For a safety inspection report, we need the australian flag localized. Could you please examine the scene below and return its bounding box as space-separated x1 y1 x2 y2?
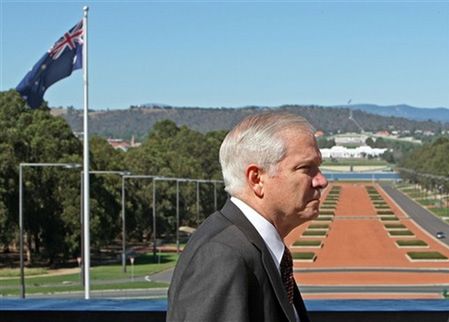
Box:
16 20 83 109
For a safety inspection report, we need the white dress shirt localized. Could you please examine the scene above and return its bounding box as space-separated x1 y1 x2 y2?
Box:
230 197 300 322
230 197 284 271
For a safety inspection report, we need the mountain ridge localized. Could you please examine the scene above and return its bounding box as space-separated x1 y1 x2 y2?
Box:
52 104 449 140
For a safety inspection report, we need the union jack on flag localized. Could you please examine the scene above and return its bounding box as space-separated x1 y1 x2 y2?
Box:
49 20 83 60
17 20 84 108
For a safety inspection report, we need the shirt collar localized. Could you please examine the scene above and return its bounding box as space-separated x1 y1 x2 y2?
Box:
230 196 285 269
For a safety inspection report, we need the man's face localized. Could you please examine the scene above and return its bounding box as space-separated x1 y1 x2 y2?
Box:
262 129 328 232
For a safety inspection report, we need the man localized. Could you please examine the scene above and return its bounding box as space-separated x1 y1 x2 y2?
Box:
167 112 328 322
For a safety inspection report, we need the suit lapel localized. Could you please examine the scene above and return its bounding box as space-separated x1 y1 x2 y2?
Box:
293 285 310 322
220 200 297 322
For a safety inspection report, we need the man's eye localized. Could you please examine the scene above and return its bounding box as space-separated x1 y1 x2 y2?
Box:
298 165 318 175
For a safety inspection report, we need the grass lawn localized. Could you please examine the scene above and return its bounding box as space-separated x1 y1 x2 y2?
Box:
303 230 327 236
377 211 394 215
322 159 389 166
430 208 449 217
291 252 316 260
384 224 406 229
309 224 330 229
389 230 414 236
417 199 439 206
407 252 448 260
396 240 428 247
403 191 423 199
0 252 178 296
292 240 322 247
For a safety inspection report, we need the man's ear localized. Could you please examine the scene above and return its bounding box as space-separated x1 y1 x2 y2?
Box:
246 164 264 198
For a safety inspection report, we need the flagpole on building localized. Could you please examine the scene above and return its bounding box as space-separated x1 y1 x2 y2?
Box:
82 6 91 300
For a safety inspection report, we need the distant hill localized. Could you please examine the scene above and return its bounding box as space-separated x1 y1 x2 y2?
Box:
331 104 449 123
51 105 449 140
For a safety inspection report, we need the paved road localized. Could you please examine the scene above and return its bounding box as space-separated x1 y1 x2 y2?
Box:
380 183 449 247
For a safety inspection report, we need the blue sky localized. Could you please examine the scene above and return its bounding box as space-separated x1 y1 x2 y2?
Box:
1 1 449 110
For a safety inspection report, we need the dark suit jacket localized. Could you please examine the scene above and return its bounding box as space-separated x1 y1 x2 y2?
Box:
167 200 311 322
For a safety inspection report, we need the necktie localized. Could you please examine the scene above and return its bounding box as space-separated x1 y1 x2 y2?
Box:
280 245 294 304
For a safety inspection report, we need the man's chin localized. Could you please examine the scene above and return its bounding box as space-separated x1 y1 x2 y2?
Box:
304 201 320 218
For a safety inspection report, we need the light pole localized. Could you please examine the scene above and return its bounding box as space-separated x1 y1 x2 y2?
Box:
122 175 161 261
19 162 81 299
153 177 186 254
153 178 223 253
80 170 130 275
123 175 223 259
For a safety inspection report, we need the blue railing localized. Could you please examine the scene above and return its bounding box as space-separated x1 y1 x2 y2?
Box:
1 299 449 322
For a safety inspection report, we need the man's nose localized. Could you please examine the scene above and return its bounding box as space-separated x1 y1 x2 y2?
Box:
313 171 328 189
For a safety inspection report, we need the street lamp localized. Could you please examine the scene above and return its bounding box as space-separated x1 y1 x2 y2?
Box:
122 175 223 260
153 177 223 254
19 162 81 298
122 175 161 261
153 177 185 254
80 170 131 277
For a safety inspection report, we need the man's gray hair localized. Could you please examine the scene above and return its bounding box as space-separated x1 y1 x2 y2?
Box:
219 111 315 196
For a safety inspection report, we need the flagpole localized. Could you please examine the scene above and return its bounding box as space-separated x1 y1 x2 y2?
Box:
82 6 90 300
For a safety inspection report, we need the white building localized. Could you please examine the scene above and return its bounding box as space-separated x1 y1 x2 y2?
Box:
320 145 388 159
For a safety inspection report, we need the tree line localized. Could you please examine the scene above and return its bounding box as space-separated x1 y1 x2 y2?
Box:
54 104 449 140
398 136 449 193
1 90 227 266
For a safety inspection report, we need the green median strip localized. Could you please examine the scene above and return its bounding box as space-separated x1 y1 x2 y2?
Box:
396 240 428 247
407 252 448 260
389 230 414 236
292 240 322 247
384 223 406 229
302 230 327 236
380 216 399 221
309 224 329 229
291 252 316 261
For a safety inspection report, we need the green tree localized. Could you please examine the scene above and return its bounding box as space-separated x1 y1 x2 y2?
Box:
0 90 82 264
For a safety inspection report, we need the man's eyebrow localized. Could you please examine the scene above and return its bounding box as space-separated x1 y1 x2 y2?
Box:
301 155 321 164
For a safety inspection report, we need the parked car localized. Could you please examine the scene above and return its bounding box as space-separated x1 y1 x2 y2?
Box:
436 232 446 239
